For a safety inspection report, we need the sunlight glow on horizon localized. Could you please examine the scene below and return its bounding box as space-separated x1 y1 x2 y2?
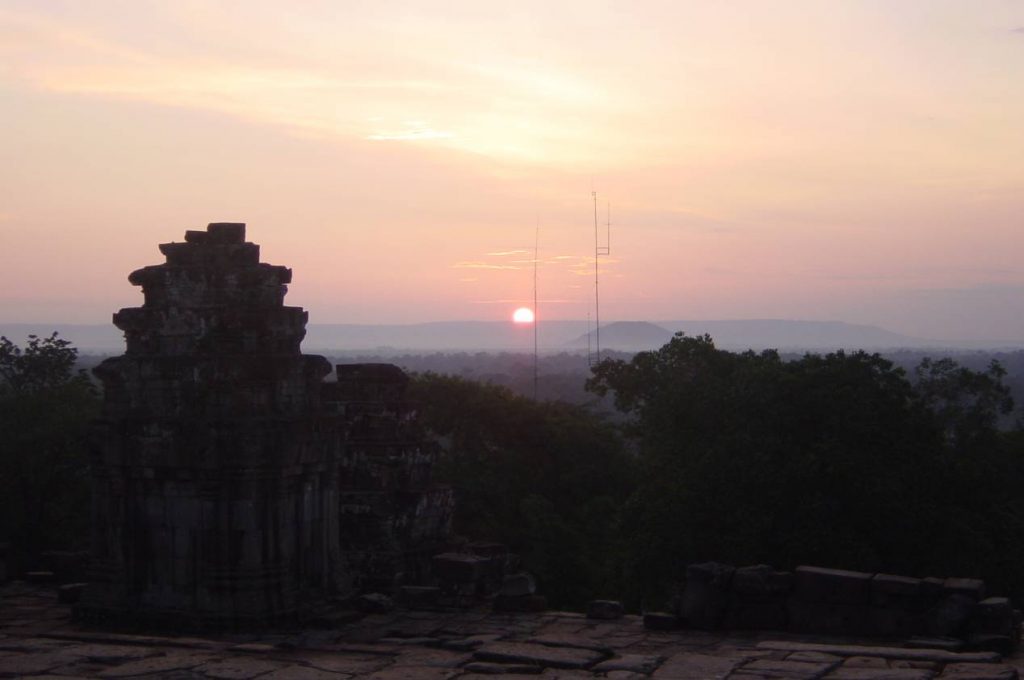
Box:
512 307 535 324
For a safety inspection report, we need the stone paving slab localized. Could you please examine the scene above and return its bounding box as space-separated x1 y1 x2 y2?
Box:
758 641 1003 664
474 641 606 668
1 582 1023 679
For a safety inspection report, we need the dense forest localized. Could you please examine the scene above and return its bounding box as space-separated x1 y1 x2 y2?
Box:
6 334 1024 613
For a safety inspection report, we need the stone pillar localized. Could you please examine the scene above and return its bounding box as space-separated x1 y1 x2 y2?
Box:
77 223 346 628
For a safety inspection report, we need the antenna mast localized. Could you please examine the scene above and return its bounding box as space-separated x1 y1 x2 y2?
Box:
533 222 539 401
593 191 611 363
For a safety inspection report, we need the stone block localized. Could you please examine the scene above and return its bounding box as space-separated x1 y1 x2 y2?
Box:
925 593 976 637
871 573 921 607
499 573 535 597
399 586 440 610
58 582 87 604
787 599 871 635
473 641 604 669
587 600 625 619
206 222 247 243
794 565 872 604
727 601 788 630
493 594 547 613
965 634 1016 656
682 562 734 629
969 597 1013 636
944 577 986 601
643 612 679 630
433 553 488 583
25 570 55 584
732 564 794 602
868 606 923 637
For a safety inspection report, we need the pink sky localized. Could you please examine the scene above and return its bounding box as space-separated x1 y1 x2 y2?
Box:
2 1 1023 343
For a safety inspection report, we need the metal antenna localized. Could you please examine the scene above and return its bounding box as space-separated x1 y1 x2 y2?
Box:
586 311 592 366
593 191 611 363
533 220 539 401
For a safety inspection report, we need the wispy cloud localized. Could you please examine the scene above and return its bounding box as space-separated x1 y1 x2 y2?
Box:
368 122 454 141
486 249 530 256
452 261 521 270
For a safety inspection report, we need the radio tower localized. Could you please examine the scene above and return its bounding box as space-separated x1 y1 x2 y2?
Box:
533 222 539 401
593 191 611 363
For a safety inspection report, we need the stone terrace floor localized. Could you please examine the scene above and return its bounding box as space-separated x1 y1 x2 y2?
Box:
1 582 1021 679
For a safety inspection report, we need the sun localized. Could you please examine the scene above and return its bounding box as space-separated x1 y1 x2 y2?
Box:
512 307 535 324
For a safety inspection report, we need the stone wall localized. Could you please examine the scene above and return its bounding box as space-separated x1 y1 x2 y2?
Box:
676 562 1021 654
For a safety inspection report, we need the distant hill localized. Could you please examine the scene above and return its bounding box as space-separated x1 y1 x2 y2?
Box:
662 319 931 351
2 319 1017 354
568 321 675 351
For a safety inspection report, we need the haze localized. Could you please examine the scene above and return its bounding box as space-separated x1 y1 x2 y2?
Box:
2 1 1023 345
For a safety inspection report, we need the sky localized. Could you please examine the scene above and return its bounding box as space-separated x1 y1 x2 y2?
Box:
2 1 1023 344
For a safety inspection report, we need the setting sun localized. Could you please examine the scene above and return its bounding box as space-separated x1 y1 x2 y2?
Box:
512 307 535 324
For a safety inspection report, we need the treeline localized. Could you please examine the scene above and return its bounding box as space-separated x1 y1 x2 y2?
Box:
8 333 1024 615
321 348 1024 426
413 335 1024 611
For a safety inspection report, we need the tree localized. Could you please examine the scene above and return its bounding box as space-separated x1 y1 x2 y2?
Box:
409 373 634 609
587 333 1024 605
0 332 86 394
0 333 98 568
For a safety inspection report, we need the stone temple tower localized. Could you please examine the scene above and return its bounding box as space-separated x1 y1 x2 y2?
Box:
78 223 345 627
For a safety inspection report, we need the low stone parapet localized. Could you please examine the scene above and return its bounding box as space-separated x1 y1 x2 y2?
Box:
670 562 1021 654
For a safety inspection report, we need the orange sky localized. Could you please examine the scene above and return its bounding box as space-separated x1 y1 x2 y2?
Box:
2 1 1023 342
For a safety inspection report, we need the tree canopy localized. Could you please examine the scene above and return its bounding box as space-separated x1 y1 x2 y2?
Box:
587 333 1024 606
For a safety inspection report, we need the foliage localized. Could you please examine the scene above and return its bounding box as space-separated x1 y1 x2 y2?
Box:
409 372 633 609
0 334 98 567
588 333 1024 606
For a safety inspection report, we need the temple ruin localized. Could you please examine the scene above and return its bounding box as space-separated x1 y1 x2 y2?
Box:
76 223 452 628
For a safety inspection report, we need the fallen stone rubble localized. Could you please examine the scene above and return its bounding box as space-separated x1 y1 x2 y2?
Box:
2 581 1022 679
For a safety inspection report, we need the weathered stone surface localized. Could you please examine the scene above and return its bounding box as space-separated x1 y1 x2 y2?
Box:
527 634 613 654
755 641 1000 664
682 562 735 630
363 665 459 679
944 579 986 602
652 652 740 679
794 566 873 605
845 656 890 668
643 612 680 630
591 654 664 673
474 641 605 669
196 658 289 679
735 658 837 678
463 661 543 674
871 574 921 607
940 663 1017 679
926 595 977 637
787 600 870 635
970 598 1014 635
260 667 352 679
400 586 442 609
587 600 625 620
733 565 794 601
828 669 933 680
494 594 547 613
96 652 217 677
788 652 843 663
433 553 489 583
501 573 537 597
78 223 454 628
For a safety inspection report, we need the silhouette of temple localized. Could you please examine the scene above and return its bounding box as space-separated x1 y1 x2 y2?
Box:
77 223 452 627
